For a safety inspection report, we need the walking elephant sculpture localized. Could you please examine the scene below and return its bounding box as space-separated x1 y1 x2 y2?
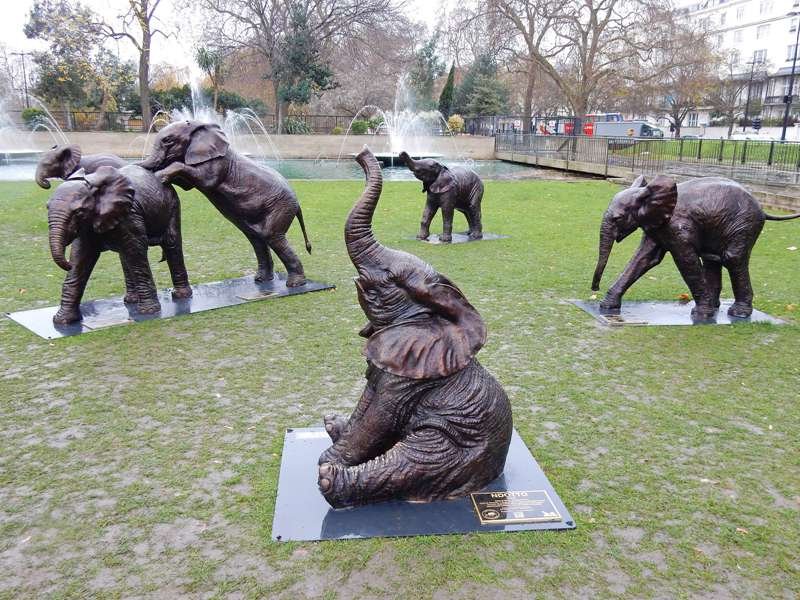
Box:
35 144 126 189
591 175 800 319
46 165 192 324
139 120 312 287
316 147 512 508
399 151 483 243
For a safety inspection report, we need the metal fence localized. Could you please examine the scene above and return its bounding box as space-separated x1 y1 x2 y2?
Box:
495 133 800 186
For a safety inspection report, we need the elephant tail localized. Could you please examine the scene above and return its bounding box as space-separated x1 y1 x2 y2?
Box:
764 211 800 221
296 206 312 254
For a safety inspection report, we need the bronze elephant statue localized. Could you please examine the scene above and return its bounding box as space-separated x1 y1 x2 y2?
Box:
139 120 311 287
317 148 512 508
592 175 800 319
399 151 483 243
35 144 126 189
46 165 192 324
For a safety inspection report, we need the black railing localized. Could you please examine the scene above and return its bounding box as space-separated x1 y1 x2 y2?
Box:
495 133 800 186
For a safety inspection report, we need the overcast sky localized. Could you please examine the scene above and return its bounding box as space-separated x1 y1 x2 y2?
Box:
2 0 443 64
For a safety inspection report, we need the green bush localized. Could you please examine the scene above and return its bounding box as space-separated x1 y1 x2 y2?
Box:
283 116 312 134
350 119 369 135
447 114 465 134
331 126 343 135
21 108 47 130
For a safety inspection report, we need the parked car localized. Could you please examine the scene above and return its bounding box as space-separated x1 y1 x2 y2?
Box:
593 121 664 138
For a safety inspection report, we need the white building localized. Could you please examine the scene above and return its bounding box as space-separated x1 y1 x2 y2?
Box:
674 0 799 129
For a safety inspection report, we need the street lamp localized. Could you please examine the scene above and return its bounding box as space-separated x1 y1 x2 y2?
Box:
781 11 800 141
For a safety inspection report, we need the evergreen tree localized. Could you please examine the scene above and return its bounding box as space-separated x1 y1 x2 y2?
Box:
438 63 456 118
453 54 498 115
408 36 445 110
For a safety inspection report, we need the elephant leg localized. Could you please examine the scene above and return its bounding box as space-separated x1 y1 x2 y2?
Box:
466 205 483 240
601 235 666 311
702 259 722 309
726 259 754 318
125 240 160 314
418 198 438 240
54 239 101 324
163 211 192 299
440 204 455 243
120 255 138 304
266 233 305 287
247 234 274 283
318 428 468 508
671 249 716 318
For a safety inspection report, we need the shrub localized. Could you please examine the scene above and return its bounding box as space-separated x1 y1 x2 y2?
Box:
331 126 343 135
21 108 47 130
350 119 369 135
283 116 312 134
447 114 465 134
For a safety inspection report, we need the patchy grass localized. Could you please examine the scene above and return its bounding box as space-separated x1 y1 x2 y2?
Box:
0 177 798 599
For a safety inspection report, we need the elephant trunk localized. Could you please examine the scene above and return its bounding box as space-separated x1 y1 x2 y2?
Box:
48 208 73 271
591 217 615 291
35 163 51 189
398 151 414 169
138 148 165 171
346 148 387 269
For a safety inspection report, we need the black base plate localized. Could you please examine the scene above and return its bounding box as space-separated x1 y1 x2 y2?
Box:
570 299 784 327
409 232 509 245
271 427 575 542
6 274 335 339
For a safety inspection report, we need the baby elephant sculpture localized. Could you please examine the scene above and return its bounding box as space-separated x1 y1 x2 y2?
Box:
399 151 483 243
140 120 311 287
592 175 800 319
317 147 512 508
47 165 192 324
36 144 125 189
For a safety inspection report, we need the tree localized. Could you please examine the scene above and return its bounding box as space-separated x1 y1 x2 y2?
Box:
408 36 445 110
196 47 225 112
96 0 170 131
272 5 337 110
438 64 456 118
198 0 397 131
453 54 498 114
708 53 769 138
466 75 509 115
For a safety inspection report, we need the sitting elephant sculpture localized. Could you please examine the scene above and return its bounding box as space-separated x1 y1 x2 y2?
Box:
35 144 126 189
399 151 483 243
46 165 192 324
139 121 311 287
317 148 512 508
592 175 800 319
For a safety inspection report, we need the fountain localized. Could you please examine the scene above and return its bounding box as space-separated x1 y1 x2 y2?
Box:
339 75 460 168
0 97 68 179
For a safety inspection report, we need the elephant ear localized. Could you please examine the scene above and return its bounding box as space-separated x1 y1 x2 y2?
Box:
637 175 678 229
59 145 83 177
186 124 230 165
363 274 486 379
85 166 135 233
429 167 456 194
631 174 647 188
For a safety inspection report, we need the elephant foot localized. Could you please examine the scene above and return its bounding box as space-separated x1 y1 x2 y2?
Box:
324 414 347 442
123 292 139 304
416 232 430 241
53 307 81 325
171 286 193 300
285 273 306 287
468 231 483 240
439 234 452 244
599 296 621 313
727 302 753 319
318 462 352 508
136 300 161 315
318 444 345 466
254 270 274 283
691 304 718 320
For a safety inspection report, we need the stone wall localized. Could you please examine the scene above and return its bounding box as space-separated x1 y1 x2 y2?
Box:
26 132 496 160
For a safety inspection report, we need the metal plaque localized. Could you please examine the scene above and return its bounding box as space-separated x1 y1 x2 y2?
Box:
471 490 562 525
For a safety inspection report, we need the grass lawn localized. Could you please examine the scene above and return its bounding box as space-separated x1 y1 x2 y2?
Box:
1 176 798 599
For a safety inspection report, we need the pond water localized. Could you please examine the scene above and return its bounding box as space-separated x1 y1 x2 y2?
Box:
0 157 572 182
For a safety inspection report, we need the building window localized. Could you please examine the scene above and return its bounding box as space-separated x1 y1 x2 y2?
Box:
754 49 767 63
734 29 743 42
688 113 699 127
736 6 744 19
719 11 726 25
731 50 741 65
756 24 769 39
758 0 772 14
790 45 799 62
751 82 763 100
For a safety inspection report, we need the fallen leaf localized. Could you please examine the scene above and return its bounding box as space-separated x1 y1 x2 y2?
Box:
787 246 797 251
786 304 797 312
590 294 597 300
677 293 691 303
18 288 26 294
735 527 748 535
647 276 657 280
